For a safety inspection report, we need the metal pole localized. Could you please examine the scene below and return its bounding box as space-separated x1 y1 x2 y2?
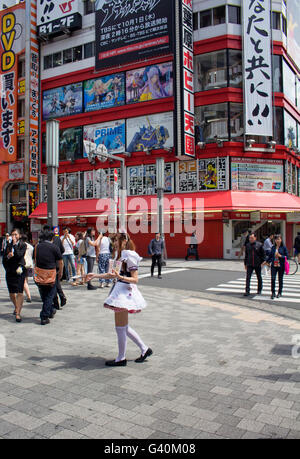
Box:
156 158 166 265
46 120 60 229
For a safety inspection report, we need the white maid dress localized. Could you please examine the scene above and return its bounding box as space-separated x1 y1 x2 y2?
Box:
104 250 147 314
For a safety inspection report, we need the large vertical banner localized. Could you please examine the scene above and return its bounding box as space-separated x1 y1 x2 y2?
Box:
287 0 300 68
242 0 273 137
0 5 25 162
95 0 175 71
175 0 195 158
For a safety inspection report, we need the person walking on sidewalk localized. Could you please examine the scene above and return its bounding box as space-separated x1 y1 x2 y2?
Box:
85 227 101 290
3 228 27 322
294 232 300 264
149 233 164 279
86 233 152 367
98 231 113 288
21 234 34 303
244 232 265 296
263 233 274 259
61 227 76 283
267 234 289 299
35 229 63 325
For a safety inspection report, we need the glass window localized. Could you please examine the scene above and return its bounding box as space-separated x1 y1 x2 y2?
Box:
19 184 27 201
213 6 225 25
53 52 62 67
284 110 297 148
194 50 227 92
73 46 82 62
228 5 241 24
193 12 198 30
228 49 243 88
297 78 300 107
59 127 83 162
84 0 95 15
283 59 296 104
195 103 229 143
230 103 243 141
17 99 25 118
84 42 95 59
272 11 281 30
282 15 287 36
200 9 212 28
18 60 25 78
273 54 282 92
44 55 53 70
274 106 284 145
63 48 73 64
17 138 25 160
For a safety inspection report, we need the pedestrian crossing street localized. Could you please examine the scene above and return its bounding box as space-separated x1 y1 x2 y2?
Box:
206 274 300 303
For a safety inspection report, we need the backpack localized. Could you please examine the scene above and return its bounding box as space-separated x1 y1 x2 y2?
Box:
78 239 87 258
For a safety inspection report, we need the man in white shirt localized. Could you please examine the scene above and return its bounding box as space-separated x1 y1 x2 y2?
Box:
98 231 112 288
60 227 76 282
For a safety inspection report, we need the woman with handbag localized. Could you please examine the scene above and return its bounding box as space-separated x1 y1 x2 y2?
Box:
267 234 289 299
86 233 152 367
3 228 27 323
35 229 63 325
21 234 34 303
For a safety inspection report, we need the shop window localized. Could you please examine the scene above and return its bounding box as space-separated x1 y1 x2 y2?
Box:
274 107 284 145
228 49 242 88
44 55 53 70
273 54 283 93
283 60 296 105
213 6 225 25
84 42 95 59
284 110 297 148
53 52 62 68
282 15 287 36
19 184 27 201
18 59 25 78
230 103 243 141
11 185 20 203
63 48 73 65
272 11 281 30
297 78 300 107
17 99 25 118
228 5 241 24
84 0 95 15
194 50 227 91
200 9 212 28
195 103 229 143
73 46 82 62
17 138 25 160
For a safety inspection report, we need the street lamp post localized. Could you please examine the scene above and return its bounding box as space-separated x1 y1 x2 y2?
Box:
46 120 60 229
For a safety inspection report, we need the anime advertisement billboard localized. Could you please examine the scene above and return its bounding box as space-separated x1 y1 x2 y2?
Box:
83 73 125 112
126 62 173 104
287 0 300 68
42 83 83 120
83 120 125 156
126 112 173 153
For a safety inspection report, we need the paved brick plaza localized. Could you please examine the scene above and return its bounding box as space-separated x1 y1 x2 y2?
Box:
1 271 300 439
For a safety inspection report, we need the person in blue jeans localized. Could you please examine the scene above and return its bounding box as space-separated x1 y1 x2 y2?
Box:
267 234 289 300
60 227 76 282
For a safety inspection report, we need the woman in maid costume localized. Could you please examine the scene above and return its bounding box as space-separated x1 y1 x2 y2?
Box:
86 233 153 367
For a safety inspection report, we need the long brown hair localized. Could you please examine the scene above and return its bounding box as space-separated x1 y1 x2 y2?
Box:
117 233 136 261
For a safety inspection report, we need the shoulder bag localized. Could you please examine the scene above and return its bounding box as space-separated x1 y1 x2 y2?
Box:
33 246 57 287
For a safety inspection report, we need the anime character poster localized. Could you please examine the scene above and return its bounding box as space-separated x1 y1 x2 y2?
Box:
83 73 125 112
42 83 83 120
198 159 218 190
126 62 173 104
126 112 173 153
60 127 83 161
287 0 300 67
83 120 125 156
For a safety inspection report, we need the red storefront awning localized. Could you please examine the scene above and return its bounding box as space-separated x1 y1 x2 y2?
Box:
30 191 300 220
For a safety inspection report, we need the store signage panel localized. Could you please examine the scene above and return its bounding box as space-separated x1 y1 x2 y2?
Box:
84 73 125 112
83 120 125 156
95 0 175 70
242 0 273 136
42 83 83 120
37 0 82 37
126 62 173 104
231 158 283 192
126 112 173 154
9 162 24 180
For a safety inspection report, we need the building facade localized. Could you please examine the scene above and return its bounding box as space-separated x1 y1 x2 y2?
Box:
29 0 300 258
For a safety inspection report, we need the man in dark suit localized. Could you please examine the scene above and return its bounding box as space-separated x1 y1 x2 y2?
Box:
244 232 266 296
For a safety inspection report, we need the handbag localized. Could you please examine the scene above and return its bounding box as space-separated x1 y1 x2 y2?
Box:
284 257 290 275
33 246 57 287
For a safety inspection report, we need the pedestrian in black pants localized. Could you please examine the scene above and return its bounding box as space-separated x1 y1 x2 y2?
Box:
35 230 63 325
267 234 288 299
244 232 265 296
148 233 164 279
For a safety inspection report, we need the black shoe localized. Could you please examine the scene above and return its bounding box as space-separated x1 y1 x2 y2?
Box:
49 309 56 319
60 296 67 307
135 348 153 363
271 294 275 299
277 293 282 298
87 284 97 290
105 359 127 367
158 275 162 279
41 318 50 325
243 292 250 297
15 315 22 323
26 298 32 303
257 291 262 295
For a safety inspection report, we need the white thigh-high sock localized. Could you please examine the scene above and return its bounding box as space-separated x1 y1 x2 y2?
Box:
115 326 128 362
127 326 148 355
